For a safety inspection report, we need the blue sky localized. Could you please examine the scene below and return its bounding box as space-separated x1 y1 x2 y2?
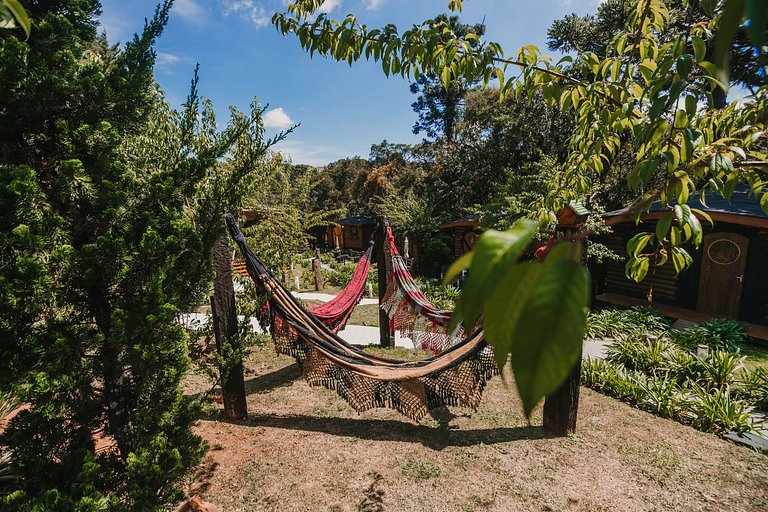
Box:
100 0 606 165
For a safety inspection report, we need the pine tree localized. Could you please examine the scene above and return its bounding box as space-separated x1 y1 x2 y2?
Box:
0 2 253 509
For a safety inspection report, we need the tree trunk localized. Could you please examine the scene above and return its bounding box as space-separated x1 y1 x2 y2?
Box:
543 356 582 436
375 216 394 347
543 231 585 436
211 233 247 420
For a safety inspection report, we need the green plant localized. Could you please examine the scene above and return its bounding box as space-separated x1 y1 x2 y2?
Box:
401 458 441 480
664 350 707 386
413 277 460 310
606 336 677 374
687 385 755 435
698 318 748 352
738 367 768 409
586 307 670 340
637 376 684 420
702 350 745 390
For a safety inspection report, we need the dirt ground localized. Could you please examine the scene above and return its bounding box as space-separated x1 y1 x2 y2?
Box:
184 345 768 512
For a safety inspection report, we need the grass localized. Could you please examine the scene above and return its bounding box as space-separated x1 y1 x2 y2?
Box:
346 304 380 327
183 345 768 512
741 341 768 371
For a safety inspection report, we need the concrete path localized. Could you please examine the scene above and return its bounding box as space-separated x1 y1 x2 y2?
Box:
293 291 378 306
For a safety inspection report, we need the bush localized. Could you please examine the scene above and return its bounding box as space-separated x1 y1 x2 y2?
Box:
698 318 747 352
413 277 460 310
582 347 757 435
586 307 671 340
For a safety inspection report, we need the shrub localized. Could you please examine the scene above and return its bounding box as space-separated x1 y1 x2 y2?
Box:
413 277 460 310
737 367 768 408
697 318 747 352
606 336 677 374
687 385 755 435
586 307 670 340
702 350 745 390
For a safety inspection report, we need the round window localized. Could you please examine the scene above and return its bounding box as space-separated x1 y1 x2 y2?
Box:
707 239 741 265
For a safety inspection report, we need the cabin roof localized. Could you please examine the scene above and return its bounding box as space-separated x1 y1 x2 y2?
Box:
603 186 768 227
335 215 376 226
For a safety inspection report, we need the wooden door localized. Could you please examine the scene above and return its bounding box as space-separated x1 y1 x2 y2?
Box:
696 232 749 318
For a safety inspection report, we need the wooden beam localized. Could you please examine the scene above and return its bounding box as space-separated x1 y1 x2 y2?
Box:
211 231 248 420
375 216 394 348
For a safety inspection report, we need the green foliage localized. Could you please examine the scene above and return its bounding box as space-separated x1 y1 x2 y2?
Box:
413 277 460 310
375 192 450 273
447 223 589 416
0 0 30 37
243 157 341 282
0 1 286 508
274 0 767 421
581 355 757 434
586 307 671 339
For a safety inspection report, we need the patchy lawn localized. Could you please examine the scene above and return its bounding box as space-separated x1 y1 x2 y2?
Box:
346 304 380 328
183 345 768 512
742 342 768 371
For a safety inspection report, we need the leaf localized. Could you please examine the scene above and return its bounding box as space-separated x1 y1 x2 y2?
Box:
484 261 543 368
451 220 538 330
656 212 673 241
443 251 473 284
507 244 589 417
713 0 747 77
746 0 767 50
676 54 692 78
2 0 30 37
692 36 707 62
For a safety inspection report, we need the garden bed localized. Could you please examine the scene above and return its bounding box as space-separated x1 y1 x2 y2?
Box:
183 345 768 512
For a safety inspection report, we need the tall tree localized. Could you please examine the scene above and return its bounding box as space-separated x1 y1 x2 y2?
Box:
547 0 768 107
409 14 485 142
0 2 280 508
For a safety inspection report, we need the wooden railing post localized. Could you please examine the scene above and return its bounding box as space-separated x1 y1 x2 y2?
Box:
313 248 323 291
211 230 248 420
375 216 394 348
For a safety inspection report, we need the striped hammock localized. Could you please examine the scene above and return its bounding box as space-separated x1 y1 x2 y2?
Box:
381 227 466 353
226 214 496 421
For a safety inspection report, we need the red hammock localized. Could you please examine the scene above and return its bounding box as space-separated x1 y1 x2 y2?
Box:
308 245 373 332
262 245 373 335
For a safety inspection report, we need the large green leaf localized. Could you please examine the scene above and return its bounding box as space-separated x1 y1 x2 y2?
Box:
450 219 538 330
507 243 590 417
483 261 543 369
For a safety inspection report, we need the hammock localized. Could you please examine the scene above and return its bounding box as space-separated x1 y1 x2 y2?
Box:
226 214 497 421
381 226 466 353
305 245 373 333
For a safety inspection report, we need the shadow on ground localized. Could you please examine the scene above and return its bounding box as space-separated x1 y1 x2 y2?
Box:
244 363 301 395
233 412 553 450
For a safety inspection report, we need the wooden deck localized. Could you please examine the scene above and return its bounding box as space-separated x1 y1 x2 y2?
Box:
595 293 768 343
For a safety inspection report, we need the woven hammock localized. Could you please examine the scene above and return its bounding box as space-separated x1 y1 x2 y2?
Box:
381 226 467 353
262 244 372 335
226 214 497 421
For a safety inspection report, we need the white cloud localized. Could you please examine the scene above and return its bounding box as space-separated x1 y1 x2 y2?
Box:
272 139 348 167
174 0 207 26
263 107 295 129
366 0 385 9
318 0 342 13
156 52 180 65
224 0 271 28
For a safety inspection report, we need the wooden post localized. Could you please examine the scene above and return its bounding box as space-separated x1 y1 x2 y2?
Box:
543 357 581 436
211 232 248 420
313 248 323 291
543 228 585 436
375 216 394 347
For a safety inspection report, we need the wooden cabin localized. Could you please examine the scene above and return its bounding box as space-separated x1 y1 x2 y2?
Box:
592 187 768 340
320 215 376 251
439 218 485 261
